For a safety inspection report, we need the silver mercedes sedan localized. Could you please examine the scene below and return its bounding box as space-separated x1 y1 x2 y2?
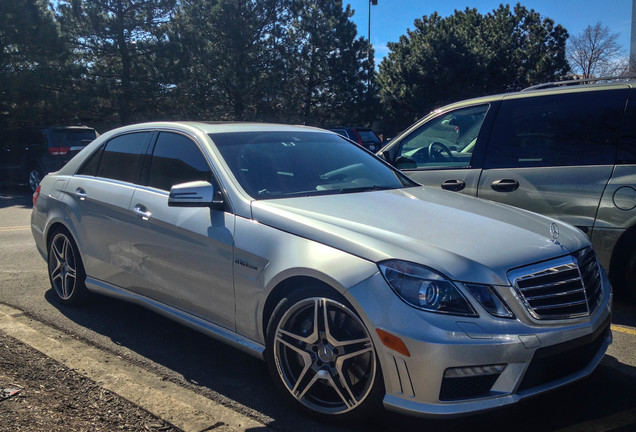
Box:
31 122 612 421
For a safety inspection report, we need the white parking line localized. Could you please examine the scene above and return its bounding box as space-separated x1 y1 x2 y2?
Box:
0 303 268 432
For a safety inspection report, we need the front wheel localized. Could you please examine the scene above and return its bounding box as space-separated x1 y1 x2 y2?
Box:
47 229 88 305
265 287 383 422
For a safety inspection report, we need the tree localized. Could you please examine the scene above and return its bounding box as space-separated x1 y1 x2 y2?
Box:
567 22 626 79
167 0 288 121
285 0 375 125
377 4 569 131
0 0 67 127
168 0 375 126
55 0 176 126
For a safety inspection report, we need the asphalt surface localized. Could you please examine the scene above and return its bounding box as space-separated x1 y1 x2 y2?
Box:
1 186 636 431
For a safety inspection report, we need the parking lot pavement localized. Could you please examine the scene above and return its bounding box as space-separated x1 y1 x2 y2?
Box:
0 303 269 432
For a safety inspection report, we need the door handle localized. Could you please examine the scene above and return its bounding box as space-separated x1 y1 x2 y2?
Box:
441 179 466 192
133 204 152 220
491 178 520 192
74 188 87 200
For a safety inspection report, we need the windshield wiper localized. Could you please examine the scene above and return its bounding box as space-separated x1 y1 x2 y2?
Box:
338 185 395 194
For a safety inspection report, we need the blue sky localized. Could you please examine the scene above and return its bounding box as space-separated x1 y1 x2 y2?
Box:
346 0 632 63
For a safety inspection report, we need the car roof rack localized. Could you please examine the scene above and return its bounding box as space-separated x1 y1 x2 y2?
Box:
521 75 636 92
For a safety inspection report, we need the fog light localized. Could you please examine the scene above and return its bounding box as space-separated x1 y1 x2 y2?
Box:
443 364 506 378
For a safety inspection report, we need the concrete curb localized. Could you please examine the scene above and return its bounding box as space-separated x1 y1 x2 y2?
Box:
0 303 269 432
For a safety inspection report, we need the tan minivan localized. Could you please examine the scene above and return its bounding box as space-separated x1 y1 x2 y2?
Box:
379 81 636 297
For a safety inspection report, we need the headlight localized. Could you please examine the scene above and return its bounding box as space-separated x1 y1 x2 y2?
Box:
464 284 515 319
379 260 477 317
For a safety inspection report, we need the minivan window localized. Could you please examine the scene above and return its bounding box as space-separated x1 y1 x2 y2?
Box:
95 132 152 183
395 104 489 169
147 132 211 191
618 90 636 164
485 90 626 168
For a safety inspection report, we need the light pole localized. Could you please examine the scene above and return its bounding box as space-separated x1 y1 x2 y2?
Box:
368 0 377 45
368 0 377 89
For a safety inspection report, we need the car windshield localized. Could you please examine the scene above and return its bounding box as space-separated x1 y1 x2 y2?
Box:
210 131 415 199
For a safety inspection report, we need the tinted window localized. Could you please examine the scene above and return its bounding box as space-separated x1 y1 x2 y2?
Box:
618 89 636 164
19 130 46 146
96 132 151 183
485 90 626 168
50 129 97 148
395 104 489 169
147 132 211 191
77 145 104 176
357 129 381 144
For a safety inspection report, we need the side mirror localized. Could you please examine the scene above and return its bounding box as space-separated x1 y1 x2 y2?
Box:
168 181 224 209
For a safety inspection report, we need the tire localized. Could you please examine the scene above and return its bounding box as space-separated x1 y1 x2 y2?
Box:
623 249 636 302
47 228 88 305
27 166 43 192
265 285 384 422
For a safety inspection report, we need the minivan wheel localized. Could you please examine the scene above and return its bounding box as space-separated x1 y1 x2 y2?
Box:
265 287 383 422
48 229 88 305
624 249 636 302
28 166 43 192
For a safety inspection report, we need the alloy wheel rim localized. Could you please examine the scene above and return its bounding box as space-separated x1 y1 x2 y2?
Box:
28 170 41 192
49 234 77 300
273 297 376 415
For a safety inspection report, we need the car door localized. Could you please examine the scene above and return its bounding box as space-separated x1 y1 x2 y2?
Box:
477 88 628 235
387 103 494 195
65 131 153 287
128 131 236 330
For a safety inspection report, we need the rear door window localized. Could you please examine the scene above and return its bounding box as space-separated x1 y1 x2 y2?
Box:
485 89 626 168
95 132 152 183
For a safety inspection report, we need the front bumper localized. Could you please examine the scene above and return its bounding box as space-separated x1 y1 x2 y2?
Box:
345 270 612 417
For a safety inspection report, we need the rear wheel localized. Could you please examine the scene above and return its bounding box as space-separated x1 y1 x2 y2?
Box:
47 229 88 305
623 249 636 301
27 166 43 192
265 286 383 422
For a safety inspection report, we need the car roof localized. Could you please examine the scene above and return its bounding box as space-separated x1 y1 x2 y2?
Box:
111 121 329 135
425 81 635 115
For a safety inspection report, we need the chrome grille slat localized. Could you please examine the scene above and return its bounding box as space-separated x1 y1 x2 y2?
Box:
533 300 588 310
525 288 585 301
508 247 603 320
517 277 581 292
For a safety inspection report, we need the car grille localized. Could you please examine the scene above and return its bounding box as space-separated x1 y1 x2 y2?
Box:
508 248 603 320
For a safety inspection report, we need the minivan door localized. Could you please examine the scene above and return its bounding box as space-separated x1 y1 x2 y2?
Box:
477 88 628 235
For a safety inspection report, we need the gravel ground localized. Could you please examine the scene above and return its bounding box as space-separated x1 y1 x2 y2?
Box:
0 331 180 432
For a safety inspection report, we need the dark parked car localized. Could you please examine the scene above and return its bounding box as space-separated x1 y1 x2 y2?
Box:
0 126 98 191
378 79 636 297
329 127 382 151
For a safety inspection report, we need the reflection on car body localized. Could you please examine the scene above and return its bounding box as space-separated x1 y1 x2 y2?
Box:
31 122 612 421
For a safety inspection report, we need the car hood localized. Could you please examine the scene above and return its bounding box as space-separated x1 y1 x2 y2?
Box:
250 187 589 286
